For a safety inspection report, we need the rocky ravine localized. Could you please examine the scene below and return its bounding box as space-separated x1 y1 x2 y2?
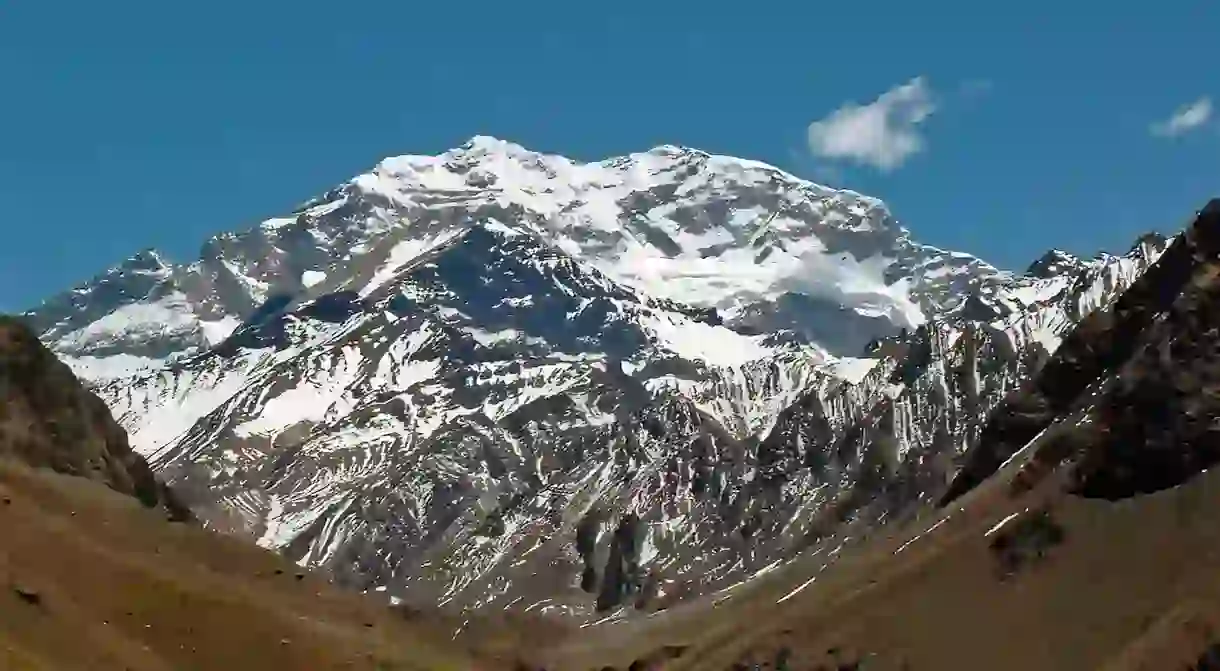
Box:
21 137 1179 621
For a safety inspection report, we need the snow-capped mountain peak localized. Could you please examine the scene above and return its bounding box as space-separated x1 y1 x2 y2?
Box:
27 138 1017 376
338 139 1005 350
19 137 1179 621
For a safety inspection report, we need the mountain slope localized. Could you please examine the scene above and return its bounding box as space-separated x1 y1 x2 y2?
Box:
534 199 1220 671
0 316 545 671
20 138 1175 620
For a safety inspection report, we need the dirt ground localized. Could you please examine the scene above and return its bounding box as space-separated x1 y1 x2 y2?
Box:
536 444 1220 671
0 460 549 671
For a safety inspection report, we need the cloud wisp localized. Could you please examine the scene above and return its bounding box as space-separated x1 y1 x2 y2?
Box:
1150 97 1213 138
807 77 936 172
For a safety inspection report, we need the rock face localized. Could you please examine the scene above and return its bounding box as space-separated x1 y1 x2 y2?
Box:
634 200 1220 671
945 199 1220 505
0 315 191 521
20 137 1186 620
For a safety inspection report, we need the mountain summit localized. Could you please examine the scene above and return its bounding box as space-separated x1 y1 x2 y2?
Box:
28 137 1011 373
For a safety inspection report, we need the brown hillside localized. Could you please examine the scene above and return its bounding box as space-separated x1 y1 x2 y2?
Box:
0 316 549 670
539 453 1220 671
0 460 532 670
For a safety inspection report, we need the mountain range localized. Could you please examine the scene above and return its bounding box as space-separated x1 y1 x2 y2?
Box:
20 136 1184 624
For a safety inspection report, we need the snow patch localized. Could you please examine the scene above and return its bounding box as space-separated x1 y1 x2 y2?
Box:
56 294 200 351
776 573 819 604
893 515 951 555
360 228 468 298
641 312 774 367
61 354 163 381
302 270 328 288
826 356 880 384
199 316 241 345
984 509 1028 537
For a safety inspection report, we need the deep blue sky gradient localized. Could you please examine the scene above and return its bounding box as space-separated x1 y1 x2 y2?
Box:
1 0 1217 310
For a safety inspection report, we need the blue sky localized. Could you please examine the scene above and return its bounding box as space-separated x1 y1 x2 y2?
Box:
1 0 1217 311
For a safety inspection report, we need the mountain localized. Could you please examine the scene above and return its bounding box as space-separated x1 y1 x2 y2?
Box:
22 137 1176 621
27 136 1009 374
537 199 1220 671
0 316 546 670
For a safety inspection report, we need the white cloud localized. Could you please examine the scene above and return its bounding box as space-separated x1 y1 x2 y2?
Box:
807 77 936 172
1151 97 1213 138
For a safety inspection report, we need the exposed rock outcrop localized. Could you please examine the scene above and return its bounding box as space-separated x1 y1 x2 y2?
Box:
0 315 192 521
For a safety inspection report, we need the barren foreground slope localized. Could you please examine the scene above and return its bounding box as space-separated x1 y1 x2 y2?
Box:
0 460 547 671
0 315 550 670
540 447 1220 671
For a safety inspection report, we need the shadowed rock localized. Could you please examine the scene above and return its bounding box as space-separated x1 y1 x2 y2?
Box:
941 199 1220 506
